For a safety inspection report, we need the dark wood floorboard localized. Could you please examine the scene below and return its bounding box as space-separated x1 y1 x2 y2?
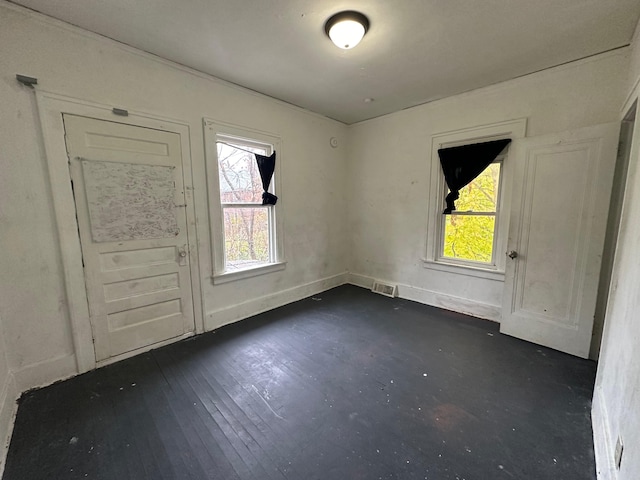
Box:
3 285 597 480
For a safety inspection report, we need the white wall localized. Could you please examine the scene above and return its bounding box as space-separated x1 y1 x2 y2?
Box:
346 49 628 323
592 19 640 480
1 1 638 476
0 3 348 391
0 315 17 476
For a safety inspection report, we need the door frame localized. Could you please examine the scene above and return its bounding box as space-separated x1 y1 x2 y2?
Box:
591 101 636 359
36 91 204 373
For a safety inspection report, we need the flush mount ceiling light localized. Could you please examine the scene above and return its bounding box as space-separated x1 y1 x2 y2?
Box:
324 11 369 50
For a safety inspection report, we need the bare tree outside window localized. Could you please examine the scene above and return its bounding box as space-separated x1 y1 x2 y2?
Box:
217 141 272 270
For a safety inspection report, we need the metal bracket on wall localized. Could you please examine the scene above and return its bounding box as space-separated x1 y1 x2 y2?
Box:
16 74 38 88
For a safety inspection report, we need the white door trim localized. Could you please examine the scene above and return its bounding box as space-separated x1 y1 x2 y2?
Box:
36 91 204 373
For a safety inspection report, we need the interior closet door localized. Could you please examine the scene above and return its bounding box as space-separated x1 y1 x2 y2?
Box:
64 114 195 361
500 123 619 358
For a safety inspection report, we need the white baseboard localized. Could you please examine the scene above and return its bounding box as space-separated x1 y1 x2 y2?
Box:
348 272 376 289
348 272 501 322
0 372 18 478
592 386 618 480
13 353 77 393
206 272 349 331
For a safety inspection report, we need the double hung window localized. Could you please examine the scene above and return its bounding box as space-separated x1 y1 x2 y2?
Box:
424 119 527 278
440 157 503 266
205 120 284 283
217 137 273 270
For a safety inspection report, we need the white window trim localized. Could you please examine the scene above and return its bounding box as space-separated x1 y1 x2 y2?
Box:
423 119 527 280
204 119 285 283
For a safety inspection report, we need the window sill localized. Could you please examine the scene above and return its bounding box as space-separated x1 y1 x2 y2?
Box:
422 258 505 281
213 261 287 285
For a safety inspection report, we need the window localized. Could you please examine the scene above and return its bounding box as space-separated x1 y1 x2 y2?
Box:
205 120 284 283
217 138 272 270
424 119 527 279
440 158 503 265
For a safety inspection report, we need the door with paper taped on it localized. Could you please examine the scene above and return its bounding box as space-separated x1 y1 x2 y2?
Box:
63 114 195 362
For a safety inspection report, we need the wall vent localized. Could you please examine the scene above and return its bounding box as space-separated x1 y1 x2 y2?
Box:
371 281 397 298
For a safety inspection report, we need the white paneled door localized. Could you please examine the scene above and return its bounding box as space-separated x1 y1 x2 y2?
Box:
64 115 195 362
500 123 619 358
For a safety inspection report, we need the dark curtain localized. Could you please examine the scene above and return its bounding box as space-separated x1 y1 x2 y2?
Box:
438 139 511 213
255 152 278 205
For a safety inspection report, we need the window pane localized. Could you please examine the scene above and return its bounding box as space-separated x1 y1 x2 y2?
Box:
442 215 496 263
223 207 270 270
453 163 500 212
217 142 267 203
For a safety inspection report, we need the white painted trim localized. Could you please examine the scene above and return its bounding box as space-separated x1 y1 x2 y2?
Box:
203 118 286 278
206 272 348 331
213 262 287 285
621 17 640 113
348 272 502 322
0 1 345 127
592 386 618 480
347 272 376 290
621 72 640 115
12 354 77 393
400 285 501 322
422 258 505 281
425 119 528 278
35 91 205 373
0 372 18 478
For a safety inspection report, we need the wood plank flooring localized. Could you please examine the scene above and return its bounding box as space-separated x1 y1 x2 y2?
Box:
3 285 597 479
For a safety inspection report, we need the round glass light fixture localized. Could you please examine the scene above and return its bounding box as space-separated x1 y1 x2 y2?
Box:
324 11 369 50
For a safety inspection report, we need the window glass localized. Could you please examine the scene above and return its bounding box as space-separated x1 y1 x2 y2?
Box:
223 207 270 270
453 163 500 212
441 162 501 264
216 137 275 272
217 142 266 203
443 215 496 262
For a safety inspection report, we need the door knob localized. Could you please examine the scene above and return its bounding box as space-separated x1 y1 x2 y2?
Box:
507 250 518 259
178 246 188 266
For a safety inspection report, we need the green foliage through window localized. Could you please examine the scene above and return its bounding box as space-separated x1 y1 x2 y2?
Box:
442 163 501 264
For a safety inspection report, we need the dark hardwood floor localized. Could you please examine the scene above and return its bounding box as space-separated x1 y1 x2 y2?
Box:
3 285 597 479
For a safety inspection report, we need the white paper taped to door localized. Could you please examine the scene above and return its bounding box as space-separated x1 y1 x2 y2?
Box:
81 159 179 242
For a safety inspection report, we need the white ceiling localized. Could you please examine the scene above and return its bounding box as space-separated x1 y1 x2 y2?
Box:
11 0 640 124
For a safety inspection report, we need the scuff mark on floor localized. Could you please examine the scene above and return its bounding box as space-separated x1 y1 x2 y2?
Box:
251 384 284 420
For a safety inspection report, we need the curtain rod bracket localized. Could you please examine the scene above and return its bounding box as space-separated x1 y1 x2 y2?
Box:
16 74 38 88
